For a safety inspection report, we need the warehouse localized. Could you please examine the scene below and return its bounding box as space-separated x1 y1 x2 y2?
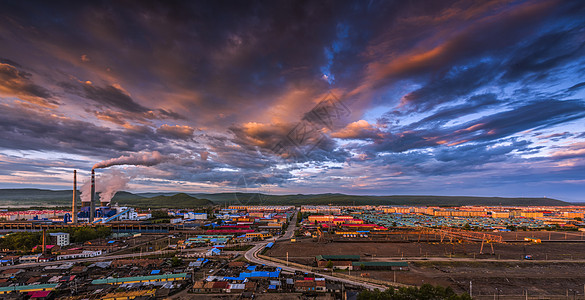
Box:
351 261 409 271
315 255 360 262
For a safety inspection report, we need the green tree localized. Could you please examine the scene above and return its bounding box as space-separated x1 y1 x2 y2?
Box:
170 257 183 267
326 260 333 268
151 210 170 219
358 284 472 300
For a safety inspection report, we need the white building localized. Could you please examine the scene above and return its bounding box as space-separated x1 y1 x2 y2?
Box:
49 232 70 246
57 250 102 260
184 212 207 220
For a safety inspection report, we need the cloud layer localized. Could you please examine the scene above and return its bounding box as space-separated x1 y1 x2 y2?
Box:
1 0 585 200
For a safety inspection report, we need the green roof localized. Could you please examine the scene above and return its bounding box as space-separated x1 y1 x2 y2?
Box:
351 261 408 267
92 273 188 285
316 255 360 261
0 283 58 292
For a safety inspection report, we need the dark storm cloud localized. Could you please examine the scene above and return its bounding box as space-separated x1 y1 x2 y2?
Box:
0 103 141 154
405 94 500 129
0 62 57 107
0 103 197 157
502 25 585 82
400 63 498 112
82 83 148 113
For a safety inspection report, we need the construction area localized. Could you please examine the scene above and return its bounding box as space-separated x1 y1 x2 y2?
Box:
266 234 585 297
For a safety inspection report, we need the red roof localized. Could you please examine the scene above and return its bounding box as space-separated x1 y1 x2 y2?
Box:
29 291 51 298
212 281 229 289
206 229 254 233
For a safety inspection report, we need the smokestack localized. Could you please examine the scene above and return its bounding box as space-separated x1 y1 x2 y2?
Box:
90 169 95 223
72 170 77 224
42 229 46 254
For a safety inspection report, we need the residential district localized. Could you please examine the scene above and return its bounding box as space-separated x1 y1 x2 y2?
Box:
1 204 585 299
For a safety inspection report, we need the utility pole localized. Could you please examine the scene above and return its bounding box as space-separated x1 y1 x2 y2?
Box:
469 281 472 298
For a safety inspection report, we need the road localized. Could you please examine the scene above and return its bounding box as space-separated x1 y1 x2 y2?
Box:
279 208 298 240
244 208 388 291
244 242 386 291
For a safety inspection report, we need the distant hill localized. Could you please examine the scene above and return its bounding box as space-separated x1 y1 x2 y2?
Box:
0 189 574 207
117 193 213 208
192 193 572 207
0 189 144 207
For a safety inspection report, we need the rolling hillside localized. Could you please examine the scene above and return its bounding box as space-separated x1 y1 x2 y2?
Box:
117 193 213 208
0 189 574 208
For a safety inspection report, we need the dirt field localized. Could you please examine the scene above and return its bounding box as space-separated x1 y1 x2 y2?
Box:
266 236 585 295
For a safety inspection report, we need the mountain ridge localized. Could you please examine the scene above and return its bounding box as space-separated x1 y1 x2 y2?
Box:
0 189 575 207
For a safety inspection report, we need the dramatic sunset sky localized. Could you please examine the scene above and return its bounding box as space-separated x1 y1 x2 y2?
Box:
1 0 584 200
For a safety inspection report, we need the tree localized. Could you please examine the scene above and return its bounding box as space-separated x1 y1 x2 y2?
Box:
151 210 170 219
170 257 183 267
358 284 472 300
326 260 333 268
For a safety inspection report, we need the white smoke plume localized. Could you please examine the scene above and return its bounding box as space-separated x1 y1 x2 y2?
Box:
93 151 164 170
80 169 132 205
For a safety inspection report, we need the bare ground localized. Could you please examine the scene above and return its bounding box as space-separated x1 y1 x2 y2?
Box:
266 236 585 295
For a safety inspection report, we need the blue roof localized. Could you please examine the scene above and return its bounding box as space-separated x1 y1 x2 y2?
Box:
151 270 160 275
246 265 257 271
266 242 274 248
268 285 277 289
225 276 245 281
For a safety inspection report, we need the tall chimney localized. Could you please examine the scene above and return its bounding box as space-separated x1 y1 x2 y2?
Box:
42 229 46 254
72 170 77 224
90 169 95 223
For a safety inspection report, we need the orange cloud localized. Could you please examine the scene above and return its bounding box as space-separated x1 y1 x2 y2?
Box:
331 120 381 140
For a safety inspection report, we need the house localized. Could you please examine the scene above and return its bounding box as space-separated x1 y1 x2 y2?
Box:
192 281 205 292
228 283 245 293
0 255 19 266
211 281 229 293
206 248 221 256
1 268 24 279
295 280 316 292
228 261 246 268
244 281 257 292
315 278 326 292
20 254 42 263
